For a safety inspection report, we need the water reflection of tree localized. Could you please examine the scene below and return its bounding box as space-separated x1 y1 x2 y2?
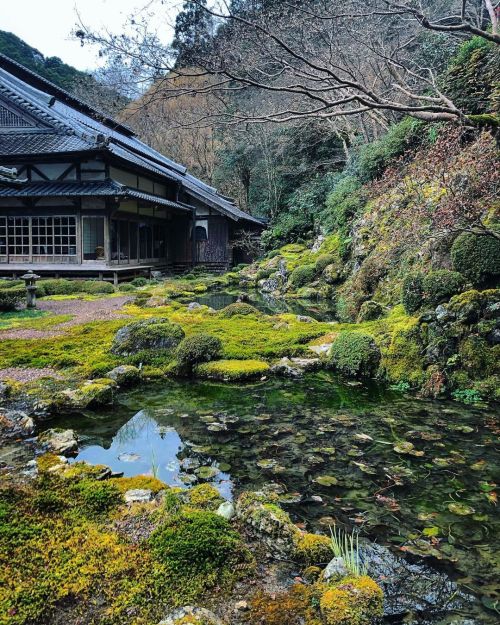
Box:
114 410 158 446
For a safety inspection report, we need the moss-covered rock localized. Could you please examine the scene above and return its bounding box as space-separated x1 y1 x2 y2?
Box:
57 378 116 410
328 332 381 378
195 359 270 381
111 318 185 356
319 575 383 625
107 364 141 387
218 302 261 318
293 532 332 566
451 232 500 285
323 263 341 285
186 484 223 510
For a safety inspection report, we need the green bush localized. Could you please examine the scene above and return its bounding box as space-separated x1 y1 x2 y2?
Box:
0 286 25 311
315 254 336 273
112 318 185 356
219 302 260 318
81 280 115 294
149 510 243 577
289 264 316 288
131 276 148 287
0 279 22 288
176 333 223 373
354 117 423 182
117 282 136 292
37 279 82 296
402 273 425 314
328 332 381 378
323 175 364 231
422 270 466 306
451 233 500 285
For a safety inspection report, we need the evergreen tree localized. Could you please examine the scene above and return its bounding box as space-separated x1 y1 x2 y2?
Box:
172 0 214 67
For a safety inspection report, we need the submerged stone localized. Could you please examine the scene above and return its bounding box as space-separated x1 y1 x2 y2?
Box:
38 428 78 456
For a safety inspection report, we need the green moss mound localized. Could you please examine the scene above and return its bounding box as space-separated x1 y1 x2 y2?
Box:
195 359 270 381
176 333 223 373
328 332 381 378
289 264 316 288
81 280 115 294
451 233 500 285
219 302 260 318
149 510 248 593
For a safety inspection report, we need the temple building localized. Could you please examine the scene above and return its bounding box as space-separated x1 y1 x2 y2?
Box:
0 54 263 282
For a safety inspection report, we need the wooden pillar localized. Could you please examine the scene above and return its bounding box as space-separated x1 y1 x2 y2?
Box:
191 208 197 269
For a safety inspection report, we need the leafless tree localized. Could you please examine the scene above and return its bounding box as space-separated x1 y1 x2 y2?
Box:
77 0 498 130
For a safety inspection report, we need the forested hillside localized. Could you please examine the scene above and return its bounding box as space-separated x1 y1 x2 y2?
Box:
0 30 128 114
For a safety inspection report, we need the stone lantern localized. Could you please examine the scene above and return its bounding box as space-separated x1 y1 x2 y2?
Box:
21 270 41 309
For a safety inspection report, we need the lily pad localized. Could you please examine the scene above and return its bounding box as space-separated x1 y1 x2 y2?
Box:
195 466 220 480
354 433 373 443
393 441 414 454
448 502 475 516
352 461 377 474
218 462 231 472
314 475 338 487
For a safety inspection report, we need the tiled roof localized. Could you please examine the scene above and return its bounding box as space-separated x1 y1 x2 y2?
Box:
0 132 92 155
0 54 263 226
0 179 190 211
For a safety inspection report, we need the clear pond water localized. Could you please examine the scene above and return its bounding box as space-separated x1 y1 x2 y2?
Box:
188 290 338 321
51 373 499 623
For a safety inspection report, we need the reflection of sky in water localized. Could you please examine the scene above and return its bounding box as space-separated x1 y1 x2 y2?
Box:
72 410 233 500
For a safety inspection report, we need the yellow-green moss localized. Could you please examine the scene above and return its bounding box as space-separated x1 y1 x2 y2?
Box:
113 475 166 494
319 576 383 625
186 483 223 510
195 359 270 381
294 532 332 565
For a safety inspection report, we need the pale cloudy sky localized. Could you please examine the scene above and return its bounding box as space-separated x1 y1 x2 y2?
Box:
1 0 180 71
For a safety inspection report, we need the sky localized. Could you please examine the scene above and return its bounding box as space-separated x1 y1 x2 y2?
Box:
1 0 179 71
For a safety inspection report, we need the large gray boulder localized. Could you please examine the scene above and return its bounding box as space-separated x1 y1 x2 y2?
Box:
111 318 185 356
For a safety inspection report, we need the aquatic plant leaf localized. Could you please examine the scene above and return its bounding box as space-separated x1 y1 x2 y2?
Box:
195 466 220 479
448 502 475 516
393 441 414 454
314 475 339 486
352 461 377 475
422 526 440 537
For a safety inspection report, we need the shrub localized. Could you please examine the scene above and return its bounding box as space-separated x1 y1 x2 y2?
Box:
176 333 223 373
323 175 364 231
117 282 136 292
131 276 148 287
289 264 316 288
422 270 466 307
355 117 423 182
111 318 185 356
36 279 82 295
219 302 260 318
81 280 115 294
328 332 381 378
0 286 25 311
149 510 245 578
451 233 500 285
0 279 22 288
315 254 336 273
402 272 425 313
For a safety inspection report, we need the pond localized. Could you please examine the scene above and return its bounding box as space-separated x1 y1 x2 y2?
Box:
188 289 338 321
51 373 499 623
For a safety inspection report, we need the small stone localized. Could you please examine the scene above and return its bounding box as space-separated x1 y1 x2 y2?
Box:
107 365 141 387
216 501 235 520
187 302 202 310
124 489 153 503
323 556 349 581
296 315 315 323
38 428 78 456
234 600 248 611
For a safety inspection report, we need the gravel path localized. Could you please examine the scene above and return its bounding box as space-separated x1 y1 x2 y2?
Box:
0 295 132 340
0 367 63 383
